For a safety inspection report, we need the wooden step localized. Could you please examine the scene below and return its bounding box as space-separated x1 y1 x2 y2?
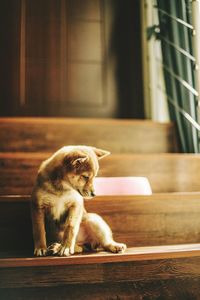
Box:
1 248 200 299
0 117 179 153
1 193 200 256
1 152 200 194
1 244 200 299
1 194 200 299
2 243 200 268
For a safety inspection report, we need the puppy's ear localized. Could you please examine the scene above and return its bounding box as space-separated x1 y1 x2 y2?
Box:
92 147 110 160
71 156 88 167
63 152 89 170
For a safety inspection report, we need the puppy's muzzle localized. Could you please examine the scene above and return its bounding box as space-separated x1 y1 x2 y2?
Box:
79 189 96 199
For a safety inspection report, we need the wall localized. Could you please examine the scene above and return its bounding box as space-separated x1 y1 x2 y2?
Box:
0 0 144 118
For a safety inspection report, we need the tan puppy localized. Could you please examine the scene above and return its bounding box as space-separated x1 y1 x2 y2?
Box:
31 145 126 256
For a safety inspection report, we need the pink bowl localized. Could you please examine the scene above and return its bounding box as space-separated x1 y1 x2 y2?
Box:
94 177 152 196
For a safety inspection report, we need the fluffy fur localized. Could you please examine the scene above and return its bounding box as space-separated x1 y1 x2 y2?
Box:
31 145 126 256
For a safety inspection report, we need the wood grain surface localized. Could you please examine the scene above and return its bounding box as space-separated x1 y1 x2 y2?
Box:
1 152 200 194
1 247 200 299
1 244 200 268
1 193 200 256
1 117 198 299
1 278 200 300
0 117 178 153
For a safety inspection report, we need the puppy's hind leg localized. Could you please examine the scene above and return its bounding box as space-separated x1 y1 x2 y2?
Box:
83 213 127 253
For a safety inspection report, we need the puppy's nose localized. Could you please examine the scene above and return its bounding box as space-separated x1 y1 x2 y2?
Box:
91 191 96 197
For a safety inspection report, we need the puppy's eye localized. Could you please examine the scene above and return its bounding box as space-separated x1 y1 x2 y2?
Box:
81 175 89 181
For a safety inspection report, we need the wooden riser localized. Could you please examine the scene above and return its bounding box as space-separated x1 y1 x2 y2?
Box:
1 152 200 194
1 278 200 300
1 245 200 299
0 117 178 153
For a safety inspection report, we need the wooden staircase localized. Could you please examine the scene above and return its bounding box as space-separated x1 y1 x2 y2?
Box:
1 117 200 299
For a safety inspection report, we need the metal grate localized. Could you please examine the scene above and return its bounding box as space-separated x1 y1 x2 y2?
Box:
147 0 200 152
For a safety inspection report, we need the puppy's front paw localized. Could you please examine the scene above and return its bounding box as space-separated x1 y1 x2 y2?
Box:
47 243 61 255
57 245 71 256
106 242 127 253
34 247 47 257
46 243 69 256
47 243 79 256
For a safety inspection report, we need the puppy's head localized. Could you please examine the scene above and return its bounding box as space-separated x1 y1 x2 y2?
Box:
63 146 110 199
